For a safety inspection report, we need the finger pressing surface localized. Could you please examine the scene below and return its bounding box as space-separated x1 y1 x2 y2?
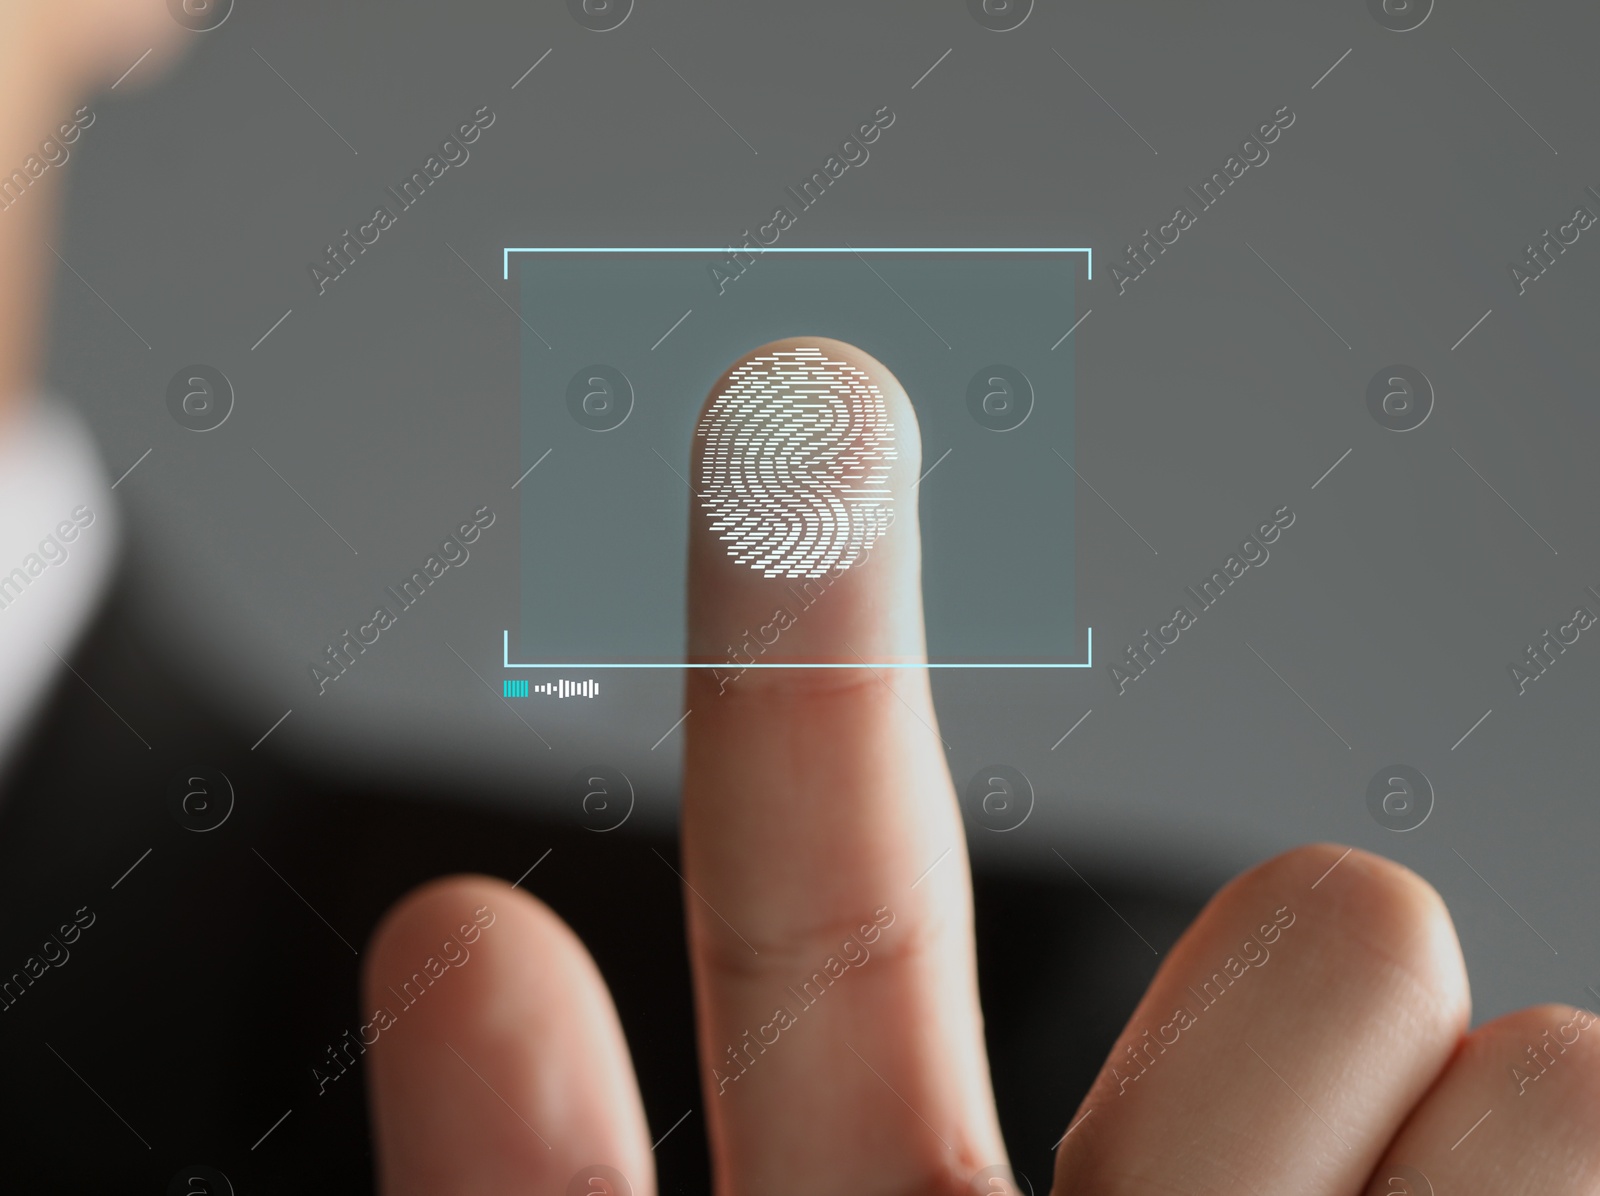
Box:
681 338 1007 1195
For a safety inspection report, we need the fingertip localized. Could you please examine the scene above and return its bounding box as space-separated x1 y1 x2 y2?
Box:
363 875 654 1196
686 336 928 673
1219 843 1471 1032
364 874 564 993
697 336 922 475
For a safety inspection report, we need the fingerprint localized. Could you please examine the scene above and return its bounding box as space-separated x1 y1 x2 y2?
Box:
696 346 898 579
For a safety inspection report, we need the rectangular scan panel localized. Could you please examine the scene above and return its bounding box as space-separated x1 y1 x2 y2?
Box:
514 249 1081 667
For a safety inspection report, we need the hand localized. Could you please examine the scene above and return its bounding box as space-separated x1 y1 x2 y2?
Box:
360 339 1599 1195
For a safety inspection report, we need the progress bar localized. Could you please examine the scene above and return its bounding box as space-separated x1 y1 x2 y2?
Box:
502 628 1092 669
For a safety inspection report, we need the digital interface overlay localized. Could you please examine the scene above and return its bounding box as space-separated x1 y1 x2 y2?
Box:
509 248 1090 671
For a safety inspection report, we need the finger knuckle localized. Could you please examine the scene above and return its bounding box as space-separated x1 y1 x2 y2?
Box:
1222 844 1468 1026
1472 1003 1600 1114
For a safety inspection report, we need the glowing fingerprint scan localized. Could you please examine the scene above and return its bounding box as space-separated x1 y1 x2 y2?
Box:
696 346 898 579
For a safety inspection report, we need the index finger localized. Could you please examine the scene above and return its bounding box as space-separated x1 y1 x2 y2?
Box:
680 337 1007 1194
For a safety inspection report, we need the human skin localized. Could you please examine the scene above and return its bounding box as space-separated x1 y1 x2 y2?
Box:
365 337 1600 1196
4 8 1595 1193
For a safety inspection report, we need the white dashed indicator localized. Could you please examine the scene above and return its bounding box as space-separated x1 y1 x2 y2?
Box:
696 346 897 579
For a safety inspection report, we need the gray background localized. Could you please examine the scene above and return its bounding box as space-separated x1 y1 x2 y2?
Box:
46 0 1598 1025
